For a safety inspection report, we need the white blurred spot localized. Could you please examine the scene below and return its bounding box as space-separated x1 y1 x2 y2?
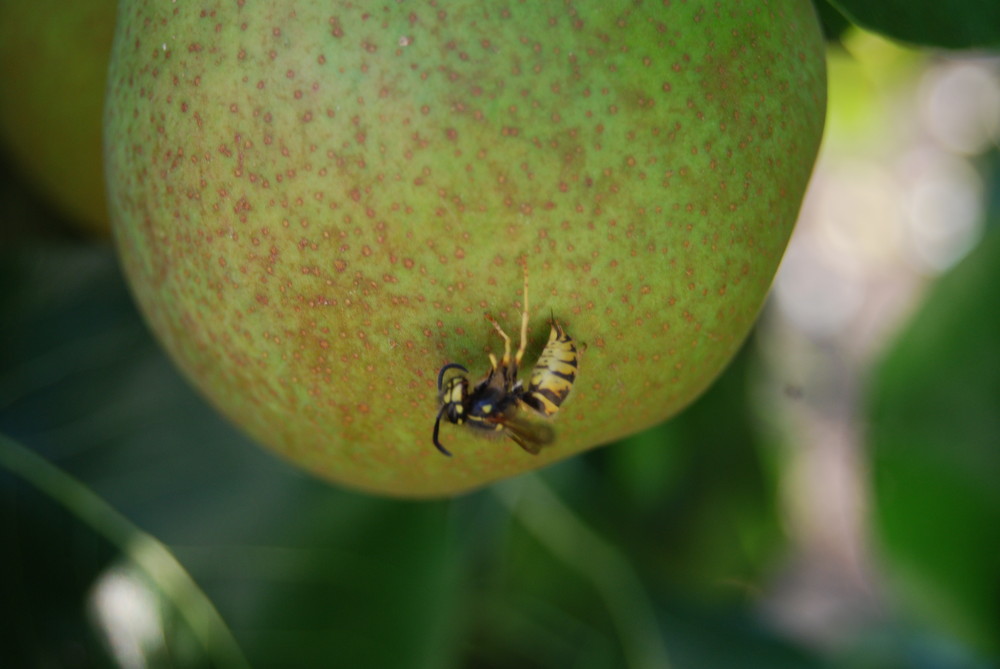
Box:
898 148 984 272
88 565 165 669
811 161 905 268
773 159 907 340
919 59 1000 156
774 231 866 340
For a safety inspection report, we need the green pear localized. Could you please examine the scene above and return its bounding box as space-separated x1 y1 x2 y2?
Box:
105 0 826 496
0 0 117 235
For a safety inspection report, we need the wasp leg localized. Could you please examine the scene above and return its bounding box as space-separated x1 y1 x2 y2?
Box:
515 262 529 366
484 312 512 365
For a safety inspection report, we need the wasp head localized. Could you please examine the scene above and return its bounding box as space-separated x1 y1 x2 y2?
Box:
433 363 470 456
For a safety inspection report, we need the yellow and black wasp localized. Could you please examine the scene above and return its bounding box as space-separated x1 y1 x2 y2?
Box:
433 268 580 456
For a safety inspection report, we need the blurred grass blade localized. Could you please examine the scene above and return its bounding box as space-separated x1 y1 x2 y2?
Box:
495 473 672 669
0 433 249 668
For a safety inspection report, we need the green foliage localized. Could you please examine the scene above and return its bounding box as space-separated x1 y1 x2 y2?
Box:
869 225 1000 656
0 435 246 668
812 0 854 43
821 0 1000 48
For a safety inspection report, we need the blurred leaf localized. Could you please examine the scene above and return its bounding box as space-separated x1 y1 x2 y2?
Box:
463 474 823 669
812 0 853 44
834 621 996 669
868 226 1000 658
826 0 1000 48
0 240 462 668
657 603 826 669
0 433 246 668
493 475 671 669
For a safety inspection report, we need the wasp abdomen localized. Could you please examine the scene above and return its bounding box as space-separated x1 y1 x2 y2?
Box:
522 321 578 417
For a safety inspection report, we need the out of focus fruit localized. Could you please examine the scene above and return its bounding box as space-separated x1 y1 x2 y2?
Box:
0 0 117 234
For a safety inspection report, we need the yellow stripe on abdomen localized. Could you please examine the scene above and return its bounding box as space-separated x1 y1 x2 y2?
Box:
524 322 579 417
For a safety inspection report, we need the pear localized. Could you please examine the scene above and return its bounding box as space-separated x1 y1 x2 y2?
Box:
0 0 117 235
105 0 826 496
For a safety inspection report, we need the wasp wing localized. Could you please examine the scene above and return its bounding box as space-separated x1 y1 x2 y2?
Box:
498 410 555 455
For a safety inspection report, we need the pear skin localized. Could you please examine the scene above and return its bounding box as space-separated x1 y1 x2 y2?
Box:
105 0 826 496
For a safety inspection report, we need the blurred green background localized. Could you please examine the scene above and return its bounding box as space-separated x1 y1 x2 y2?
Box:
2 1 1000 667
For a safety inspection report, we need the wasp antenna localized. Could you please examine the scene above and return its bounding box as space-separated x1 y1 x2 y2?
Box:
436 362 469 392
432 405 453 457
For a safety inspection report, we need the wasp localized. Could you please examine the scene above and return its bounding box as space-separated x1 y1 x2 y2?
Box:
433 268 580 456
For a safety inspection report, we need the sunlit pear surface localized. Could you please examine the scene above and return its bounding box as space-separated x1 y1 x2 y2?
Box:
105 0 826 496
